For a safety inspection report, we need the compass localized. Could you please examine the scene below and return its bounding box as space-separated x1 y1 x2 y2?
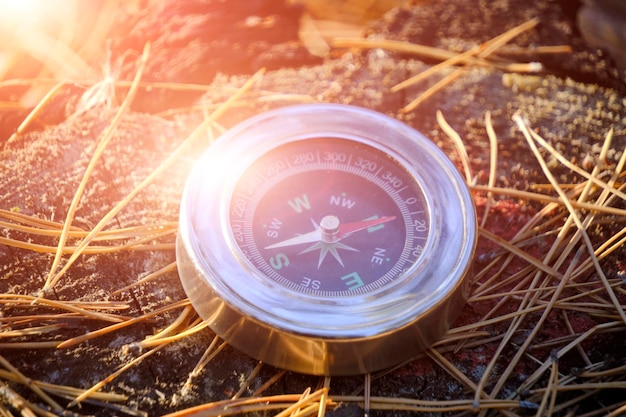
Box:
177 104 477 375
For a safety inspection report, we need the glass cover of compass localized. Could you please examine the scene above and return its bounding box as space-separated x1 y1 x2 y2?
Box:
176 104 477 376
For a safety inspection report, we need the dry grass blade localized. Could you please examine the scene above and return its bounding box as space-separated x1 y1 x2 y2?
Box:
451 303 553 333
528 127 626 202
331 18 547 113
392 18 539 93
0 234 174 255
43 42 152 295
478 227 563 278
181 335 230 400
436 110 472 183
363 373 371 417
402 18 540 112
162 388 331 417
426 348 496 408
317 377 331 417
437 110 624 414
605 404 626 417
0 216 176 240
0 381 50 417
231 361 264 400
332 38 493 63
43 67 266 295
330 395 535 413
57 299 190 349
0 208 84 231
1 294 128 323
0 355 63 413
251 369 288 397
402 70 464 113
10 28 97 82
466 115 626 412
4 82 66 147
331 38 551 76
68 344 166 408
470 184 626 216
111 261 178 296
141 305 195 344
513 113 626 325
481 111 498 227
0 369 127 403
0 324 65 338
130 319 208 351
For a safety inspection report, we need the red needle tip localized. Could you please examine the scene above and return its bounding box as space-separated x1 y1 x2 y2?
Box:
339 216 396 236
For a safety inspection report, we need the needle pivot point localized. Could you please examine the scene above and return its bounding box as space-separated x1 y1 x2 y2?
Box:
320 215 340 242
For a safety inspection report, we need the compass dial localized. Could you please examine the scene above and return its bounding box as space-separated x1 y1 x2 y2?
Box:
177 104 477 375
230 138 429 297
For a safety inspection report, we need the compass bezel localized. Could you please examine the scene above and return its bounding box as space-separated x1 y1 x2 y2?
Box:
177 104 477 375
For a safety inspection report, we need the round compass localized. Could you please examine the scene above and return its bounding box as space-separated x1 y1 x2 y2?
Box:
177 104 476 375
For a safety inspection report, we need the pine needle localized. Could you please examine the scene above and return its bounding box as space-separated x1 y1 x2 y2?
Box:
43 67 266 294
43 42 152 294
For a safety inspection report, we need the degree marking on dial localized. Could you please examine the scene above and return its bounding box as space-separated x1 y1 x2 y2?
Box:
396 185 409 193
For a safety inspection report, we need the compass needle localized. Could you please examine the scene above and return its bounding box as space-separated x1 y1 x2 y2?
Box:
266 215 396 250
264 229 322 249
178 104 476 375
338 216 396 237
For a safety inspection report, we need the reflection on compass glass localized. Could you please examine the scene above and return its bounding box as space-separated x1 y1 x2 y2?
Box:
230 138 429 297
178 103 477 375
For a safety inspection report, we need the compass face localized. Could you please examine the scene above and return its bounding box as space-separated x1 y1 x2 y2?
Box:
230 138 429 297
177 104 477 375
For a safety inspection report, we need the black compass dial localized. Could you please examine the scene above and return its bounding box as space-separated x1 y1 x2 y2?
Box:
229 138 429 297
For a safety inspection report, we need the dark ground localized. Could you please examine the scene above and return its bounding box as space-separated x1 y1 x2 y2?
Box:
1 0 625 416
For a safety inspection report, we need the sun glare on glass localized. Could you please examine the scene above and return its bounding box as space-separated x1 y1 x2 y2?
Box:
0 0 75 30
